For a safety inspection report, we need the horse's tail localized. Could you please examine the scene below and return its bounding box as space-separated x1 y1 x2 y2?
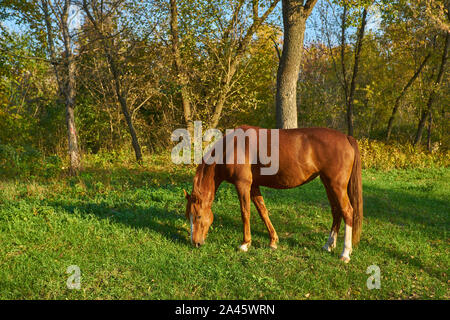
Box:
347 136 363 245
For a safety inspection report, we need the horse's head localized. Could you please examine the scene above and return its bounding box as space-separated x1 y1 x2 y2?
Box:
184 189 214 247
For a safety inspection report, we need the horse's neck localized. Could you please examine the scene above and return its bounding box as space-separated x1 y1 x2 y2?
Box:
193 163 219 206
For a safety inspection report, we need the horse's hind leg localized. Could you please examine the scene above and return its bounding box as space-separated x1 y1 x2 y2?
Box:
330 183 354 263
251 186 279 249
235 181 252 252
321 176 342 252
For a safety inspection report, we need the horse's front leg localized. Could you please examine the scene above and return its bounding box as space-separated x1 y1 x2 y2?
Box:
251 186 278 249
236 182 252 252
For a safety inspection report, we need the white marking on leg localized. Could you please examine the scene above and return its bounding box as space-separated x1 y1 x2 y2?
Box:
239 243 249 252
340 224 352 262
322 230 337 252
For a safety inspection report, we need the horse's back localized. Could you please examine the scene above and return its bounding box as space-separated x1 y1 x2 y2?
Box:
251 127 355 189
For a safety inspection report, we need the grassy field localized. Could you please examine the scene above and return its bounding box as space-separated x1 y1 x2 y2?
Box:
0 154 448 299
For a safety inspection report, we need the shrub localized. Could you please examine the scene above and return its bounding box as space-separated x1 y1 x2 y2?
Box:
0 139 448 180
357 138 449 170
0 144 20 174
0 144 63 178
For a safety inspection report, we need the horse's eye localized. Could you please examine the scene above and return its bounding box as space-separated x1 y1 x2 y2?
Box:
197 216 202 220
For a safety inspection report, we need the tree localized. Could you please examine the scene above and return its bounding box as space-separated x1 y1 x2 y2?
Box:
385 53 430 141
169 0 193 134
1 0 448 155
0 24 63 151
410 0 450 146
81 0 143 162
208 0 280 128
343 6 367 136
41 0 82 173
414 30 449 145
166 0 280 129
275 0 317 129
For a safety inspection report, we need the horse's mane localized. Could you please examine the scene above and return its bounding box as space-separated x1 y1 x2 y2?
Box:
191 163 205 199
191 162 215 202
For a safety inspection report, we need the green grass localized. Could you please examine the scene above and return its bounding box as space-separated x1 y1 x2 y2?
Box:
0 155 448 299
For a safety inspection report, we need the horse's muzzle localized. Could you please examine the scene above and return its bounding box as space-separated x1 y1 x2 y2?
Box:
193 241 204 248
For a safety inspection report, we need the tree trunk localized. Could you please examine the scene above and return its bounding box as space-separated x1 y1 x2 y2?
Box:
42 0 81 174
275 5 305 129
340 4 349 108
61 1 81 174
107 52 143 162
414 109 429 146
169 0 193 134
414 31 449 145
210 66 235 129
276 0 318 129
346 7 367 137
386 53 430 141
427 112 432 152
42 0 62 93
82 1 143 162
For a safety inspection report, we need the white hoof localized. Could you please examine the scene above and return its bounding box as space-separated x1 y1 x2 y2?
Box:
339 255 351 263
239 243 250 252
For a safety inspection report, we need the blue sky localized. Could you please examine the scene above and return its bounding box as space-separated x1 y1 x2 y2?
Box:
1 3 81 34
1 0 380 47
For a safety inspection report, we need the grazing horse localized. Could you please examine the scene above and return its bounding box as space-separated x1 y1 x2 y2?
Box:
184 126 363 262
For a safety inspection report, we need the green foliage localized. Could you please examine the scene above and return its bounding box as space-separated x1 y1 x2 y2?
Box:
0 27 63 153
0 139 447 180
358 139 449 170
0 0 448 166
0 144 62 178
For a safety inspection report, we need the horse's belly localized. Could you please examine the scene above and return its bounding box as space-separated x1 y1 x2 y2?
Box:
253 166 318 189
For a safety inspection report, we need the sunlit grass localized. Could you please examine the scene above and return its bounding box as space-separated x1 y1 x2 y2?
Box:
0 154 448 299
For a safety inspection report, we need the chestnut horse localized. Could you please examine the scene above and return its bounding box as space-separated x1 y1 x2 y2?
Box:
183 126 362 262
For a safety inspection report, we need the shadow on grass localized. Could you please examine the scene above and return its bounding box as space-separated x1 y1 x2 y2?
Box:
44 196 300 251
42 167 448 282
46 199 197 248
260 178 448 241
55 167 316 249
367 240 447 283
73 166 195 190
258 176 448 282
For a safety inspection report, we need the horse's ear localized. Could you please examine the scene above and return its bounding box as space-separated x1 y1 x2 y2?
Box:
183 189 190 200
